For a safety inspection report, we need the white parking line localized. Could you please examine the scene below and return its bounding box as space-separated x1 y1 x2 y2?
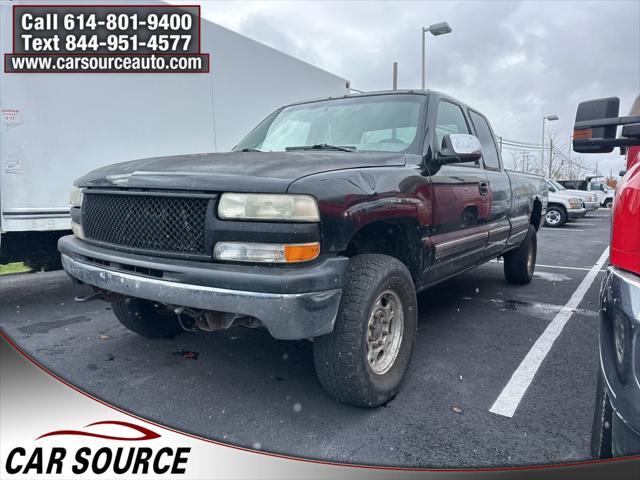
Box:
575 223 597 226
489 247 610 418
542 229 585 232
536 263 606 272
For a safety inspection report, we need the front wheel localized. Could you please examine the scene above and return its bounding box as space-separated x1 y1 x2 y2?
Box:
313 254 417 408
504 224 537 284
544 206 567 227
605 200 614 209
112 298 183 338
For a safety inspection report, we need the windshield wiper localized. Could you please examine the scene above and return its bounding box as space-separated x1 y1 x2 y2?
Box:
285 144 356 152
241 147 272 152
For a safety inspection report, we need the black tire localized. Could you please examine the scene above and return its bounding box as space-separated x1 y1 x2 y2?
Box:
544 205 567 227
591 369 613 459
25 255 62 272
313 254 417 408
604 199 614 209
112 298 183 338
504 225 537 285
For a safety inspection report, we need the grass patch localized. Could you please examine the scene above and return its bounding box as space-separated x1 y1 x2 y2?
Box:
0 262 32 275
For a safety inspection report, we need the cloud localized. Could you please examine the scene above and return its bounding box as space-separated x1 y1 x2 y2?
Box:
199 0 639 176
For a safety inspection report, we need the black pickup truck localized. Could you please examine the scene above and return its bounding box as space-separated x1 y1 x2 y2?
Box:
59 90 547 407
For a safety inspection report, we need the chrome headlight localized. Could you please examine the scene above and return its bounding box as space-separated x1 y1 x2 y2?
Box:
71 222 85 240
69 186 84 207
568 197 582 209
218 193 320 222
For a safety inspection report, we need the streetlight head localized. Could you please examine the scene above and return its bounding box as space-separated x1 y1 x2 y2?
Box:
545 114 559 121
427 22 452 36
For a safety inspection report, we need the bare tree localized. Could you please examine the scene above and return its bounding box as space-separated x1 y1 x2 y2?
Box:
508 150 536 173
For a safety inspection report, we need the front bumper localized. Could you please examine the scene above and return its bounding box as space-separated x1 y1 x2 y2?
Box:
584 201 600 211
567 207 586 219
59 236 348 340
599 266 640 455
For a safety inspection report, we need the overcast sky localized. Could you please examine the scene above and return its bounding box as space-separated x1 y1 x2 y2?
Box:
197 0 639 177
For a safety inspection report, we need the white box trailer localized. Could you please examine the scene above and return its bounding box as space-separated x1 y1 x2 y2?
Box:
0 0 348 268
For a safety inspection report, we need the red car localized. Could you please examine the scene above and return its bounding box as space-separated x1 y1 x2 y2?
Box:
573 95 640 457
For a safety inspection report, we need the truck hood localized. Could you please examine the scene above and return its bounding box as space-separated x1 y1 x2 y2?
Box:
75 151 407 192
550 191 583 201
561 189 595 200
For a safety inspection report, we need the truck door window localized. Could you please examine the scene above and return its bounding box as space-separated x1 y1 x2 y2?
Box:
435 101 470 149
469 110 501 170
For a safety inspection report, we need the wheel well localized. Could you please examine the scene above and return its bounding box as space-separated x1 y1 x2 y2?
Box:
547 202 567 214
530 199 542 230
342 219 422 283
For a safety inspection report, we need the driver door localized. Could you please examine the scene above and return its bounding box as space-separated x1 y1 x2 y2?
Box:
425 98 489 284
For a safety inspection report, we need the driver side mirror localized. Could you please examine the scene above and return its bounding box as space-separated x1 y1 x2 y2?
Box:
619 169 627 177
437 134 482 164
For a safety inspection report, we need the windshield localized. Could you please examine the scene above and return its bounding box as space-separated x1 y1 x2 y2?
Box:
550 180 566 190
234 94 426 153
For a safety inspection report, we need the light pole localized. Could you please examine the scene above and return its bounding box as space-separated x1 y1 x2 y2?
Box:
567 134 573 179
541 114 559 175
421 22 452 90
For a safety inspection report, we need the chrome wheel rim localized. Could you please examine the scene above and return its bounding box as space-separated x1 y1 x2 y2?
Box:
366 289 404 375
546 210 561 225
526 244 534 274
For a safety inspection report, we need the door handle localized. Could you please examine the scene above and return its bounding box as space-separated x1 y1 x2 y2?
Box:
479 182 489 196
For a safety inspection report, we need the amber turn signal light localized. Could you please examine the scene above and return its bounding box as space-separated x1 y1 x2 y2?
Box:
573 128 593 140
284 243 320 263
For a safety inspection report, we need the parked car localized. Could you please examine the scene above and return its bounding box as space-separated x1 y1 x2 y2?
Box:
58 90 547 407
546 179 600 213
573 95 640 457
558 177 615 208
545 188 585 227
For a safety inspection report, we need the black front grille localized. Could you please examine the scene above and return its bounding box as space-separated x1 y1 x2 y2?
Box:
83 192 210 256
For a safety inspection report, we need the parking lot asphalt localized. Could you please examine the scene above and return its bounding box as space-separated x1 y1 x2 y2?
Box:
0 211 612 468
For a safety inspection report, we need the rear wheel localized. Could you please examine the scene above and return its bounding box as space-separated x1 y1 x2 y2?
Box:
504 225 537 284
313 254 417 407
544 206 567 227
112 298 183 338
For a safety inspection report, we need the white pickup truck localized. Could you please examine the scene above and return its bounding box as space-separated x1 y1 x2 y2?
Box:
545 187 586 227
558 177 615 208
546 179 599 212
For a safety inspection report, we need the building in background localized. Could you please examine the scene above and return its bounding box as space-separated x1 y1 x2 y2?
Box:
0 0 348 268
